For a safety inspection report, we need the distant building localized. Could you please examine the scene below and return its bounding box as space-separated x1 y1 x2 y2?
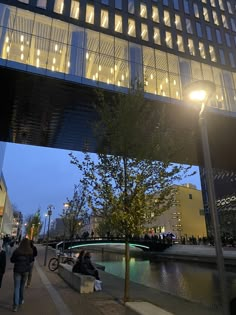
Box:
146 184 207 239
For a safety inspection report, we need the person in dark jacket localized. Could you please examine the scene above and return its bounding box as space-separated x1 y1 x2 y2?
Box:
0 245 6 288
72 249 85 273
10 238 33 312
26 240 37 288
80 252 100 280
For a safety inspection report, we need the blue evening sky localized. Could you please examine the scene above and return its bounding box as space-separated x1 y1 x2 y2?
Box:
2 142 201 222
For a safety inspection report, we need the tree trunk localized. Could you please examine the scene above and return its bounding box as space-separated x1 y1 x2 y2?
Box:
124 239 130 303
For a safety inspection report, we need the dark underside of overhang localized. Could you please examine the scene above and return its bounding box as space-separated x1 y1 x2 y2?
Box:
1 66 236 171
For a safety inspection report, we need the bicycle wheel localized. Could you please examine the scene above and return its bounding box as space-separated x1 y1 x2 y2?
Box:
48 257 59 271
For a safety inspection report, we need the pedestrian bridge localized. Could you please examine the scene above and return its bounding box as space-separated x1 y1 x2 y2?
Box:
48 238 172 252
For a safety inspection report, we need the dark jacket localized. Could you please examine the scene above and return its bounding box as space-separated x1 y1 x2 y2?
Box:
0 250 6 274
10 250 33 273
32 246 37 261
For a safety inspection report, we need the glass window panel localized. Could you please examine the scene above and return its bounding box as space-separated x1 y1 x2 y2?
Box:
6 30 31 65
101 10 109 28
143 47 155 67
54 0 64 14
98 54 115 85
193 3 199 18
68 24 84 48
115 38 128 60
210 0 215 7
47 40 67 73
206 26 212 41
33 14 52 39
219 49 226 65
216 29 222 43
165 31 172 48
18 0 29 3
114 59 129 88
85 29 99 52
225 33 231 47
164 10 171 27
37 0 47 9
153 27 160 45
155 49 167 71
227 1 233 14
0 4 16 29
175 15 182 30
169 73 181 99
203 8 209 22
100 33 114 56
86 4 94 24
140 3 147 18
0 27 12 60
157 70 170 97
191 61 202 79
231 18 236 32
115 0 122 10
199 42 206 59
144 67 157 95
212 11 219 25
152 6 159 23
229 52 235 68
51 19 68 44
179 58 191 86
167 54 179 74
13 9 34 33
85 51 98 81
177 35 184 52
28 35 49 69
128 19 136 37
186 18 193 34
219 0 224 10
215 85 225 109
70 1 80 20
202 63 213 81
128 0 135 14
183 0 190 14
115 15 122 33
65 45 83 77
101 0 109 4
222 15 229 29
188 38 195 56
173 0 179 10
196 22 202 37
141 24 148 41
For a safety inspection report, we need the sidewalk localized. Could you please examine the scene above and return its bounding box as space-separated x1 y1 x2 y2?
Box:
0 245 222 315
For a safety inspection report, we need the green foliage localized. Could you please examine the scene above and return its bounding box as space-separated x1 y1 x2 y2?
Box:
25 209 42 239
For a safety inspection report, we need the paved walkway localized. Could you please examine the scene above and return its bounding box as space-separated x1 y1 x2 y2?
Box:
0 244 224 315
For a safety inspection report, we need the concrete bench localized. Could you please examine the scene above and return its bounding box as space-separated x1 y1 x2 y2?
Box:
58 263 95 293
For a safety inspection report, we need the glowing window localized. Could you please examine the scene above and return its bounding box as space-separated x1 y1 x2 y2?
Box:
219 0 224 10
86 4 94 24
186 18 192 34
227 1 233 14
101 10 108 28
153 27 160 45
212 11 219 25
222 15 229 29
115 15 122 33
152 6 159 23
188 38 195 56
175 14 182 30
177 35 184 52
70 1 80 19
210 0 215 7
141 24 148 41
165 31 172 48
203 8 209 22
54 0 64 14
128 19 136 37
140 3 147 18
199 42 206 59
164 10 171 27
193 3 199 18
209 45 216 62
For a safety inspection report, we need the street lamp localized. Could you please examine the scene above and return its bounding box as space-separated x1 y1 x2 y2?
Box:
43 205 54 266
43 213 48 241
184 80 229 315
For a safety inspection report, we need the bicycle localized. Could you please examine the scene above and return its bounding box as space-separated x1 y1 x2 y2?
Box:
48 253 74 271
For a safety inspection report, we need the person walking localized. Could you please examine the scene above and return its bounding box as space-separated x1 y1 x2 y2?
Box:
0 245 6 288
26 240 37 288
10 238 33 312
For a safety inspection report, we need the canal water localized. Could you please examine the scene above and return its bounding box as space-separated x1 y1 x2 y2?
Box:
89 249 236 308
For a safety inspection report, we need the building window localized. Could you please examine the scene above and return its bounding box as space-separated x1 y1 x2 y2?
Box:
141 24 148 41
189 194 193 199
212 11 219 26
209 45 216 62
203 8 209 22
219 0 224 10
54 0 64 14
163 0 169 6
222 15 229 29
183 0 190 14
229 53 235 68
227 1 233 14
115 15 122 33
18 0 29 3
140 3 147 19
101 0 109 4
101 10 109 28
86 4 94 24
199 42 206 59
175 14 182 30
173 0 179 10
177 35 184 52
219 49 226 64
70 1 80 19
216 29 222 44
188 38 195 56
36 0 47 8
186 18 193 34
206 26 212 41
193 3 199 18
128 0 135 14
231 18 236 32
153 27 161 45
196 22 202 37
115 0 122 9
152 6 159 23
128 19 136 37
225 33 231 47
210 0 216 7
165 31 172 48
164 10 171 27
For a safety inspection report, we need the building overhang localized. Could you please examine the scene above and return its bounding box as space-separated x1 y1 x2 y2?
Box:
1 66 236 171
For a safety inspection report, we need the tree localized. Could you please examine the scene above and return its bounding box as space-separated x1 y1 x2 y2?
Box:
25 209 42 240
61 184 88 242
70 87 195 302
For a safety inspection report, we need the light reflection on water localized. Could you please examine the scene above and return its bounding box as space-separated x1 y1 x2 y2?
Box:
90 250 236 307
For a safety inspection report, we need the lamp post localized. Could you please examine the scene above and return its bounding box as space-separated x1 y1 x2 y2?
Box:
43 205 54 266
184 80 229 315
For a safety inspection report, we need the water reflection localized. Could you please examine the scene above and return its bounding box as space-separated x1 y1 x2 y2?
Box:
90 250 236 307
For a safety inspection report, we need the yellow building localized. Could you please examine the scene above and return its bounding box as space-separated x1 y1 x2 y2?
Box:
146 184 207 240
